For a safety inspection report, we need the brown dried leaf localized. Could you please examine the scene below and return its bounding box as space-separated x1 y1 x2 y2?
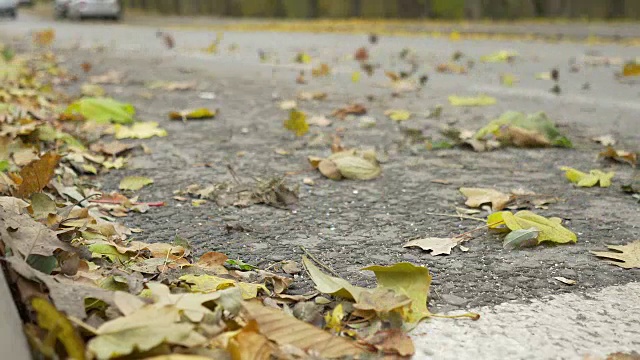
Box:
242 301 366 359
16 152 61 198
361 329 415 357
331 104 367 120
459 187 512 211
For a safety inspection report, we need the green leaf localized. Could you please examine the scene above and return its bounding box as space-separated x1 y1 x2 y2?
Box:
225 259 257 271
302 256 365 301
0 160 9 172
283 109 309 136
448 94 496 107
491 210 577 245
560 167 614 188
87 243 132 263
362 263 432 323
503 228 540 249
65 97 135 124
27 254 58 275
114 122 167 139
475 111 572 148
119 176 153 191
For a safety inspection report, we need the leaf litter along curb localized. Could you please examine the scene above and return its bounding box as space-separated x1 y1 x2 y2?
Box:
0 43 489 359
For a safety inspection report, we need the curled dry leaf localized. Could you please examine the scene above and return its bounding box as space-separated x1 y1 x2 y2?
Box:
360 328 415 357
599 147 637 167
459 187 512 211
403 237 461 256
331 104 367 120
318 159 342 180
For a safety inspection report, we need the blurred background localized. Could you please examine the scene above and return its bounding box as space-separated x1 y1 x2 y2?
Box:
91 0 640 20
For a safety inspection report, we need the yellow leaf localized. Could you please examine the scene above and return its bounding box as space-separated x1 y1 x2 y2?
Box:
295 52 311 64
362 263 432 323
114 122 167 139
324 303 345 333
492 210 577 244
560 167 614 188
385 109 411 121
449 31 461 41
33 29 55 46
32 298 86 360
179 274 268 299
119 176 153 191
302 256 365 300
312 63 330 77
351 71 361 83
228 320 274 360
283 109 309 136
481 50 518 63
448 94 496 107
622 62 640 77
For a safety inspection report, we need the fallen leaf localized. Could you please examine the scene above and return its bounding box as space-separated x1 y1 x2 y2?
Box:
33 29 55 46
89 70 123 85
81 83 105 97
448 94 496 107
489 210 577 245
283 109 309 136
243 301 365 358
31 297 86 360
351 71 361 83
307 115 332 127
87 305 205 359
385 109 411 121
119 176 153 191
90 141 134 156
318 159 342 180
279 100 297 110
622 62 640 77
311 63 330 77
353 288 411 313
502 228 540 249
599 147 637 167
114 122 167 139
436 63 467 74
403 237 461 256
169 108 216 121
459 187 512 211
361 328 415 357
331 155 381 180
332 104 367 119
553 276 576 285
297 91 327 101
592 135 616 146
29 193 56 220
354 47 369 61
65 97 135 124
362 263 432 323
481 50 518 63
147 81 196 91
475 111 572 148
227 320 275 360
560 167 614 187
501 73 518 86
302 256 365 300
16 152 61 198
591 240 640 269
295 52 311 64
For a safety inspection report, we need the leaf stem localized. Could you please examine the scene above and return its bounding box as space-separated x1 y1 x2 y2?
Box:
300 246 341 277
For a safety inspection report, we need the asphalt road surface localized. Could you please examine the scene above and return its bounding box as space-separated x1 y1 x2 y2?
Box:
2 11 639 360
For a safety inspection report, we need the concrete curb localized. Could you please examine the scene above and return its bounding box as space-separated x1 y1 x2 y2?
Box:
0 267 32 360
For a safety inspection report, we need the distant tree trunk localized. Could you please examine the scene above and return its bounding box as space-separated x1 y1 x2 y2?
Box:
609 0 625 18
465 0 483 19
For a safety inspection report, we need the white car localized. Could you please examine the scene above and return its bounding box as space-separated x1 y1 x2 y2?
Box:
0 0 17 19
56 0 122 20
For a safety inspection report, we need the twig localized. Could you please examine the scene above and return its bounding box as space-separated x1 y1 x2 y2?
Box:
424 212 486 223
67 315 99 334
89 199 165 207
430 312 480 321
300 246 341 277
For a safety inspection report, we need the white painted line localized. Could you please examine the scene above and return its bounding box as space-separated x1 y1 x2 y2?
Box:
412 282 640 360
